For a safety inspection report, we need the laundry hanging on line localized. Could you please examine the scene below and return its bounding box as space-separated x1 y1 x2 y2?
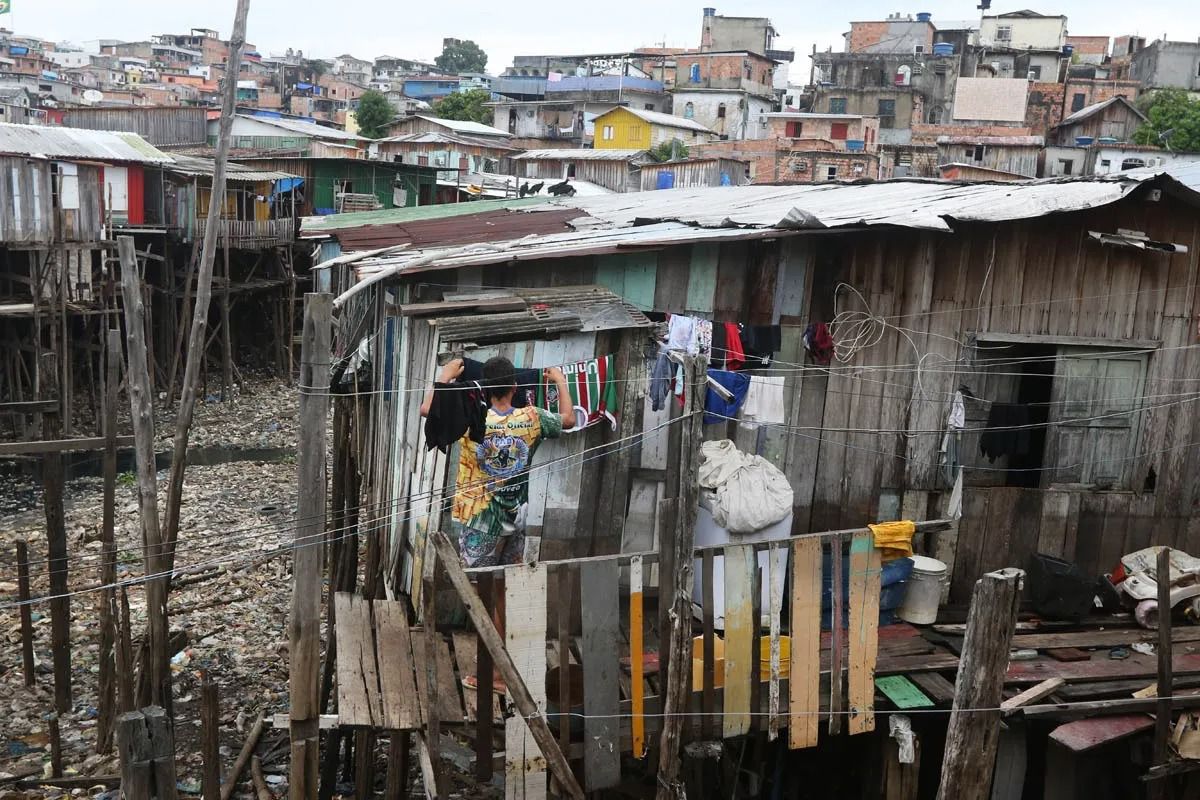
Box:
536 354 620 432
424 380 487 453
704 369 751 424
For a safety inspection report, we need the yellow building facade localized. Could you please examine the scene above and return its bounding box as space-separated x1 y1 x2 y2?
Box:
592 107 717 151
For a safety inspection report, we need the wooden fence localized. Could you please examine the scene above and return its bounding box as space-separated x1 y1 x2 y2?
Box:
195 217 295 248
462 528 890 795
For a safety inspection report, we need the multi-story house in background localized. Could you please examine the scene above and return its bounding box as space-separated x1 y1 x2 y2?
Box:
1130 40 1200 94
975 10 1067 81
672 50 777 139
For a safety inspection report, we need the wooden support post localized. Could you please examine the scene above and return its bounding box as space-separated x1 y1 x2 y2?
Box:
220 238 233 401
829 533 845 736
656 355 704 800
40 351 71 715
118 236 170 714
1152 546 1174 800
49 714 63 777
789 537 822 750
289 293 331 800
420 540 443 797
430 530 585 800
385 734 411 800
475 572 494 781
115 707 178 800
201 673 221 800
117 587 136 713
935 568 1023 800
16 539 35 687
97 327 120 753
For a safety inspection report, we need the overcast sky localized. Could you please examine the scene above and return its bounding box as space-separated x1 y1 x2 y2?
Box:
9 0 1197 82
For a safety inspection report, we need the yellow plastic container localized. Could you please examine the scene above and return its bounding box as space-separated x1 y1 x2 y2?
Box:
691 635 791 689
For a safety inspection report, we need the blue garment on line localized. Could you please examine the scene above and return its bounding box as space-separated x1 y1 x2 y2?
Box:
704 369 751 424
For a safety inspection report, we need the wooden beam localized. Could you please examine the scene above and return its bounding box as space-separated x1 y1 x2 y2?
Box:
1001 678 1065 715
289 293 332 800
16 540 35 687
97 327 121 754
936 569 1022 800
0 435 135 456
0 399 58 414
1023 692 1200 721
429 530 585 800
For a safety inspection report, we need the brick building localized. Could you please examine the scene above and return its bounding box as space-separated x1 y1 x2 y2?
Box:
672 51 777 140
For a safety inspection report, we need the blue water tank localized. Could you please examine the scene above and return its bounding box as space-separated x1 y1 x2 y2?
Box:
933 42 956 57
656 171 675 190
1063 44 1075 56
916 11 932 22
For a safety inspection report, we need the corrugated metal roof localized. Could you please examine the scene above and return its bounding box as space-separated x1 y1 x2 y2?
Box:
409 116 512 138
511 148 647 161
301 197 548 234
166 153 300 182
599 107 715 134
433 285 651 342
236 114 362 142
376 131 520 151
0 123 174 164
334 166 1200 304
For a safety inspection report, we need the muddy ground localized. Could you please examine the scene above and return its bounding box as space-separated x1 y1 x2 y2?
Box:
0 379 497 798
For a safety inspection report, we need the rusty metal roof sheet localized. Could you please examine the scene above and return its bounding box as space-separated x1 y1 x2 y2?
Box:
0 122 173 164
166 153 300 182
511 148 647 161
432 285 652 343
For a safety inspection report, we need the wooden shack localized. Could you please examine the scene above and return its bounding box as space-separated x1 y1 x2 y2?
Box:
297 163 1200 797
308 163 1200 606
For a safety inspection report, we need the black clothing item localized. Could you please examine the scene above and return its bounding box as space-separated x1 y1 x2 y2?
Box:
979 403 1032 463
711 322 729 369
463 358 541 408
424 381 486 453
740 324 783 364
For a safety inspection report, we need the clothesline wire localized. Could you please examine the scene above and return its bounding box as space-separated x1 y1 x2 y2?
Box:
6 401 700 582
1 407 703 606
712 412 1200 475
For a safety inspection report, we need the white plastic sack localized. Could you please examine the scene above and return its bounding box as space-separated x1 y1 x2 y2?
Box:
698 440 793 534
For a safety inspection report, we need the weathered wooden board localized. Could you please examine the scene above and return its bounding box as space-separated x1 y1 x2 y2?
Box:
579 560 621 790
334 592 383 728
875 676 934 710
768 543 786 741
789 538 822 750
504 565 548 800
1006 653 1200 684
686 243 719 314
847 531 882 734
595 252 656 312
629 556 647 758
411 628 464 724
723 544 755 738
373 600 423 730
1049 714 1154 753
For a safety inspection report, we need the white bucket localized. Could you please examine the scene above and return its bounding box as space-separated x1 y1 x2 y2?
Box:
898 555 948 625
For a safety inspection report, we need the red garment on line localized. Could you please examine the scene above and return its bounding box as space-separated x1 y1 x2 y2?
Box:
723 322 745 370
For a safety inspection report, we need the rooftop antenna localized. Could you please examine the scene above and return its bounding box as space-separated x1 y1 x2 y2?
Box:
1159 128 1175 152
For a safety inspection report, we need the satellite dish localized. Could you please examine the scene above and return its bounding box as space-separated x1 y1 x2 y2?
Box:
83 89 104 104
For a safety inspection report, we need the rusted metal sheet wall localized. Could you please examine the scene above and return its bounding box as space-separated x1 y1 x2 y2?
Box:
58 106 208 146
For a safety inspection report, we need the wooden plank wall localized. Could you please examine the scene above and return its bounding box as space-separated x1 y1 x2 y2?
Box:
389 189 1200 602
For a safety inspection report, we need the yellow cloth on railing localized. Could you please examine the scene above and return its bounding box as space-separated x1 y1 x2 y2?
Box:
868 520 917 562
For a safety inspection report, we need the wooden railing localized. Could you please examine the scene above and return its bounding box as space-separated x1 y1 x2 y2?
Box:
195 217 295 248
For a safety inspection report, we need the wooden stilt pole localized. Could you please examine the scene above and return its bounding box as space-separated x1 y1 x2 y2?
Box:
289 293 332 800
118 236 171 716
16 539 35 687
201 672 221 800
40 351 71 715
936 568 1023 800
97 327 121 753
